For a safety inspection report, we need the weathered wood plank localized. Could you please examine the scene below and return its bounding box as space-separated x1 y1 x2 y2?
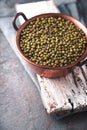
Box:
15 0 87 117
37 60 87 115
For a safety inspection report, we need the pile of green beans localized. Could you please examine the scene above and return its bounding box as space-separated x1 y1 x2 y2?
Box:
20 17 87 67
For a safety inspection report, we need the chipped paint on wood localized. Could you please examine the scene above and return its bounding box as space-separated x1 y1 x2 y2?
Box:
37 62 87 115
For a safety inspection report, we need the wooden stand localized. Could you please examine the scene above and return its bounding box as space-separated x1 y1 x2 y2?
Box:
2 0 87 119
37 59 87 117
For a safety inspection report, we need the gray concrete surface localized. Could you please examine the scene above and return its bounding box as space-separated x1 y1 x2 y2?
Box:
0 30 47 130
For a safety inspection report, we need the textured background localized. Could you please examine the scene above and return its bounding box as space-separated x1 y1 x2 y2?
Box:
0 0 87 130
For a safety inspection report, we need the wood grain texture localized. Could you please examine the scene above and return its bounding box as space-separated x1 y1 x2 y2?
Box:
37 60 87 115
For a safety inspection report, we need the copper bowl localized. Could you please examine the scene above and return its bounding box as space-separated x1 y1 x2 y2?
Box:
13 12 87 78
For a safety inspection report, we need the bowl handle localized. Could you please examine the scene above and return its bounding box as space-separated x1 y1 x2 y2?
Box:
12 12 28 31
78 58 87 66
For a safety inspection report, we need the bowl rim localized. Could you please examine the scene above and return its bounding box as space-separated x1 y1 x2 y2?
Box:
16 13 87 69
